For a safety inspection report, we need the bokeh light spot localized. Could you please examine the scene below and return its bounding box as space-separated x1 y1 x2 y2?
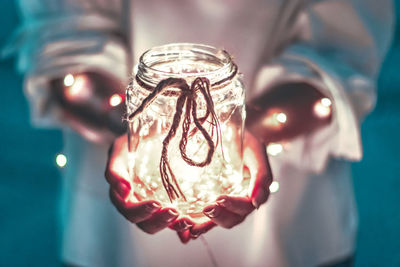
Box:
313 98 332 118
56 154 67 168
109 94 123 107
64 75 91 101
269 181 280 193
276 112 287 123
321 97 332 107
266 143 283 156
64 74 75 87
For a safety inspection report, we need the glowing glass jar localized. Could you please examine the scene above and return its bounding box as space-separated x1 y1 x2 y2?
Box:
126 43 248 223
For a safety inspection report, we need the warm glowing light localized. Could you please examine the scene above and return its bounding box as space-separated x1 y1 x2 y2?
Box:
269 181 280 193
126 47 248 223
64 74 75 87
321 97 332 107
276 112 287 123
65 76 84 97
64 75 91 101
262 110 287 129
266 143 283 156
313 98 332 118
56 154 67 168
109 94 123 107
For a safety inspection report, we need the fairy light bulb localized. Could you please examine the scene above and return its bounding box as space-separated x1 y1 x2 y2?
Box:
64 74 75 87
269 181 280 193
64 75 92 101
262 110 287 129
109 94 123 107
56 153 67 168
266 143 283 156
314 97 332 118
276 112 287 124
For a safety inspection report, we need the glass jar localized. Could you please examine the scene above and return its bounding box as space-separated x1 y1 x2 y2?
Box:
126 43 248 223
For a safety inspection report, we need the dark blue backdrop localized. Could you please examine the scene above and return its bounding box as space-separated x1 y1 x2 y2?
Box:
0 1 399 266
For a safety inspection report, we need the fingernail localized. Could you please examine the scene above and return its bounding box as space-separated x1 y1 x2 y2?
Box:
183 220 193 229
216 198 228 208
167 209 179 218
171 219 193 231
252 188 267 209
145 202 161 212
252 198 260 209
152 202 162 209
190 228 203 237
191 233 199 238
116 182 130 198
203 206 219 218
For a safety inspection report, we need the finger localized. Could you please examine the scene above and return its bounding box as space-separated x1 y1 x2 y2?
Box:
177 230 192 244
169 217 194 232
137 208 179 234
109 188 128 216
203 204 244 229
243 130 273 208
216 196 255 216
109 188 161 223
190 220 216 237
105 134 129 185
105 134 131 198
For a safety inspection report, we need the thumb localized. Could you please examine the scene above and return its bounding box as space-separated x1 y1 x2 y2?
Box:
243 129 273 208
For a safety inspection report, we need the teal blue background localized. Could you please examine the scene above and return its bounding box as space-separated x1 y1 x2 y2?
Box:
0 1 399 266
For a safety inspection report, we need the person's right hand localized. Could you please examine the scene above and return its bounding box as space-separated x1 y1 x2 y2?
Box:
48 72 127 143
105 134 180 234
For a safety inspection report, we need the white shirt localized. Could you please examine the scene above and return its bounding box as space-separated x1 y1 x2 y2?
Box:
7 0 394 266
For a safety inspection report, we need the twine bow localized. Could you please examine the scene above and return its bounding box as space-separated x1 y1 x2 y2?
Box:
129 77 222 201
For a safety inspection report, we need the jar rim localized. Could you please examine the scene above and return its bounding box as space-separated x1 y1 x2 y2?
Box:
136 43 237 88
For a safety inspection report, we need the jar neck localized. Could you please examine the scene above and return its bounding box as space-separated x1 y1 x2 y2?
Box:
135 43 237 90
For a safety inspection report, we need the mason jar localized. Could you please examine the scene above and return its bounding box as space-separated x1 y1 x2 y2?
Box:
126 43 248 223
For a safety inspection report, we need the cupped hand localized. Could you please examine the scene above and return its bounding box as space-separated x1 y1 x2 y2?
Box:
175 129 273 243
105 135 179 234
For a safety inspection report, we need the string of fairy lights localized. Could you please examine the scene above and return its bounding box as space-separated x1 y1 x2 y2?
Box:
55 74 333 196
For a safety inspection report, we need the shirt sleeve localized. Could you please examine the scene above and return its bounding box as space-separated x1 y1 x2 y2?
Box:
3 0 133 127
250 0 394 173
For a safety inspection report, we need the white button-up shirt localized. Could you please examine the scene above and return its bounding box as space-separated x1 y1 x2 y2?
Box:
6 0 394 266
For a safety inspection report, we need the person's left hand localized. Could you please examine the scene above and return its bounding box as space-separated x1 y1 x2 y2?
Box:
173 129 273 243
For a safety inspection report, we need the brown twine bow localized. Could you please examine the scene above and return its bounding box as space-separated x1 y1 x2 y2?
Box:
129 77 223 202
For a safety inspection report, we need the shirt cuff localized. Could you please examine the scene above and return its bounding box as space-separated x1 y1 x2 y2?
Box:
250 47 364 173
